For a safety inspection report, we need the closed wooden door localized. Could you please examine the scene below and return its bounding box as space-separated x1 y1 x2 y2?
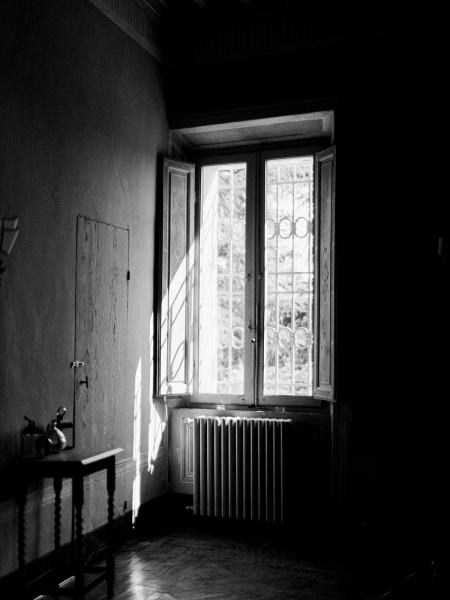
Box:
74 216 129 451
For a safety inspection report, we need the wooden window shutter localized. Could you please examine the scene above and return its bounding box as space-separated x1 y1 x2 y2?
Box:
313 146 336 401
158 158 195 395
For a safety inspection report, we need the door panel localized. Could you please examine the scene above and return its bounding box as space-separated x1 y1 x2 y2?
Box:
74 216 129 450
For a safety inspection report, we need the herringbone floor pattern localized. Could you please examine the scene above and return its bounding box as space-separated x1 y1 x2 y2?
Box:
85 525 361 600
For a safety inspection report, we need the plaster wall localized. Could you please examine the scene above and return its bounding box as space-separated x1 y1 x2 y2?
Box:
0 0 168 577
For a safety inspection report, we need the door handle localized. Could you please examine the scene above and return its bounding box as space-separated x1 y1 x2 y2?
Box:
79 376 89 388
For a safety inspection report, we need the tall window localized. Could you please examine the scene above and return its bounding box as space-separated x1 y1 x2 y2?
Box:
158 147 335 406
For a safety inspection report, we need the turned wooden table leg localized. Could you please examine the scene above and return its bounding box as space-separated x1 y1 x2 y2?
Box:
106 458 116 598
53 476 63 571
73 475 84 600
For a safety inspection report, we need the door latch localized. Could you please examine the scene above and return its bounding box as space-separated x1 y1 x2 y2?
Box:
71 360 85 369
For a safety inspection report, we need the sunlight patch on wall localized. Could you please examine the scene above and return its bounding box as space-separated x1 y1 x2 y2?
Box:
148 401 165 474
148 313 166 474
132 357 142 524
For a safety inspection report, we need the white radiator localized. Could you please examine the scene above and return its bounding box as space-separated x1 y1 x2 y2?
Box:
193 416 291 523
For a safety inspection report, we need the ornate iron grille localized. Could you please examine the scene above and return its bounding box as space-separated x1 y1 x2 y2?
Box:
263 157 314 396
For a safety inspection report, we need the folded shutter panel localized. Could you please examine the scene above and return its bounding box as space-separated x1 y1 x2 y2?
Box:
158 158 195 395
313 146 336 401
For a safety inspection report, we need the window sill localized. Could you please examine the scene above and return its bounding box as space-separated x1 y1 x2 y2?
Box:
155 393 326 412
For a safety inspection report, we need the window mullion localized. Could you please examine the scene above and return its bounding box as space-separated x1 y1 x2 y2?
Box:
254 151 264 406
244 155 257 405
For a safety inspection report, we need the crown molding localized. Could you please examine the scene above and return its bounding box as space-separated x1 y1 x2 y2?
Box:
88 0 164 61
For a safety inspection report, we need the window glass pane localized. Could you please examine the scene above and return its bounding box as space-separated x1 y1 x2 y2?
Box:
199 163 247 394
263 156 314 396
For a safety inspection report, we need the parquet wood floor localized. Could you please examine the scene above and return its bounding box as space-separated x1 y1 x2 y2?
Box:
83 525 363 600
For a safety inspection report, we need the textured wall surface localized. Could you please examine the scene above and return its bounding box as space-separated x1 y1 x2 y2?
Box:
0 0 168 577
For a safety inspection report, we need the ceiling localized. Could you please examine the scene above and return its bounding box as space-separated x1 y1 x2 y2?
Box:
92 0 399 69
149 0 309 14
159 0 396 65
148 0 395 21
160 0 349 12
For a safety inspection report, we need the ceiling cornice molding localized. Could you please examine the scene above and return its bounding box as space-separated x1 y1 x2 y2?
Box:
88 0 164 61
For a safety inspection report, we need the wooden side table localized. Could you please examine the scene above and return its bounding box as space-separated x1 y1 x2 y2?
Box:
15 448 123 600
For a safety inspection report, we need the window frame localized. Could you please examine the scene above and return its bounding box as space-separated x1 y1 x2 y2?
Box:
257 146 322 408
192 144 324 407
156 140 334 409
